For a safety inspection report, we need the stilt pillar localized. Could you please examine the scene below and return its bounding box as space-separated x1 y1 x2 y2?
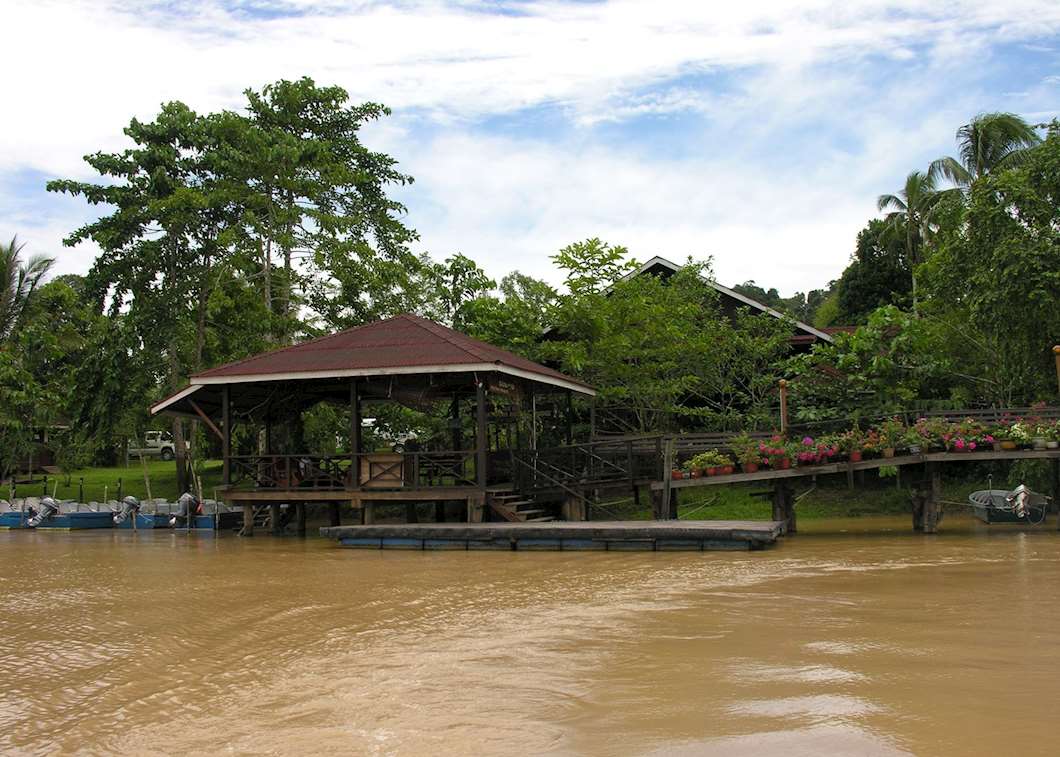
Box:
405 503 419 523
270 502 282 535
363 501 375 525
435 501 445 523
295 502 306 536
923 463 941 534
328 501 340 527
242 503 254 536
772 482 796 534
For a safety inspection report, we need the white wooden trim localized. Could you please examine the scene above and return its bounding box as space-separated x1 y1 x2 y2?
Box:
150 384 203 414
190 363 596 396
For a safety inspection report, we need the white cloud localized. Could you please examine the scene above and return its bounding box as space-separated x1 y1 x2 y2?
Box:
2 0 1058 293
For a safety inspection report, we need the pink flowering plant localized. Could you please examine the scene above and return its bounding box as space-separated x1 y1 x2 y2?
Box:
793 435 839 465
758 435 792 468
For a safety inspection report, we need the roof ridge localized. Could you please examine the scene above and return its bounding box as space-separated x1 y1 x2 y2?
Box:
400 314 497 363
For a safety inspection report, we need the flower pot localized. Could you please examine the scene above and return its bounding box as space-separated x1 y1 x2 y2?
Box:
778 458 791 470
882 448 895 458
992 442 1003 452
1047 441 1059 450
706 466 718 476
1033 437 1047 450
741 462 759 474
671 470 683 480
849 451 862 463
721 465 734 476
1000 440 1017 451
690 469 701 479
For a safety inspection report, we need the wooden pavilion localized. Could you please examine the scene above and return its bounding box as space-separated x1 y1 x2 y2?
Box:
151 314 596 533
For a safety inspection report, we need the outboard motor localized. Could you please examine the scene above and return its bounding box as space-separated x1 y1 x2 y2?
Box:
1007 484 1032 519
26 497 60 528
169 493 200 527
113 496 141 525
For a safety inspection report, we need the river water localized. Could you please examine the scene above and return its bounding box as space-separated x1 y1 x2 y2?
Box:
2 515 1059 756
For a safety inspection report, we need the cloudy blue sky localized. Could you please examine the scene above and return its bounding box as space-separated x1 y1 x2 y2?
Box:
2 0 1059 294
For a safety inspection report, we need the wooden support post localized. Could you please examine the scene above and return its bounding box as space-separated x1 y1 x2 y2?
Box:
270 503 282 535
923 463 941 534
589 399 596 442
772 483 796 533
364 501 375 525
295 502 306 536
328 502 340 527
242 503 254 537
565 389 574 446
778 379 788 434
476 380 488 488
650 489 664 520
222 386 231 485
668 487 679 520
1053 345 1060 394
846 463 855 491
911 489 925 531
405 503 418 523
435 501 445 523
659 437 675 521
350 379 362 485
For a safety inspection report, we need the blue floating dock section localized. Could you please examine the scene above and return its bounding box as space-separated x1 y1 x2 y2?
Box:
322 520 784 552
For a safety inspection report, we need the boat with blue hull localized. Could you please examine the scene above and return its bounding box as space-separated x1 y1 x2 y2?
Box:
2 494 243 532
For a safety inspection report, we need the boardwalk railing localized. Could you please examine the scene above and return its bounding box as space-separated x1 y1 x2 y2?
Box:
228 451 478 491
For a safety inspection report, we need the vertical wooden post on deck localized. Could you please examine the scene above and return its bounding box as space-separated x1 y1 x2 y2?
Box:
1053 345 1060 394
1052 458 1060 531
270 503 282 535
242 503 254 537
589 398 596 442
779 379 788 435
659 437 675 521
450 395 462 450
295 502 306 535
476 379 488 488
350 379 361 485
329 502 341 527
923 462 941 534
565 389 574 446
222 386 231 485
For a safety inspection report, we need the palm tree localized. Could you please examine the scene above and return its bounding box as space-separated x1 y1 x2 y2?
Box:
930 112 1041 187
877 171 941 314
0 236 55 343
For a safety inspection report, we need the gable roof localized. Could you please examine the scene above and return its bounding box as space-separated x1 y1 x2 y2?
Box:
628 256 834 343
153 314 593 415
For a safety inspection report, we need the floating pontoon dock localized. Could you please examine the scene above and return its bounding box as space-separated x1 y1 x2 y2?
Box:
321 520 784 551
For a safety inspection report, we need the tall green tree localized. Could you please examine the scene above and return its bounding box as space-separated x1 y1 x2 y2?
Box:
48 101 224 492
877 170 942 314
835 219 911 323
930 112 1042 187
1 236 54 343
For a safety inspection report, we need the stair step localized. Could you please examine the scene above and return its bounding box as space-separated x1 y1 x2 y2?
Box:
527 516 555 522
515 509 547 517
491 494 524 502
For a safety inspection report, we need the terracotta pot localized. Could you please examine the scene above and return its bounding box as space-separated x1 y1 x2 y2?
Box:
706 466 718 476
849 451 862 463
741 462 759 474
777 458 791 469
671 470 683 480
690 469 701 479
721 465 734 475
1000 441 1017 450
882 448 895 458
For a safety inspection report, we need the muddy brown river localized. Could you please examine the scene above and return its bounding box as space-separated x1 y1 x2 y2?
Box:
2 515 1059 755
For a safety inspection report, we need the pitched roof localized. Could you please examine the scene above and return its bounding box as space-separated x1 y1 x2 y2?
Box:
629 257 835 343
189 313 594 393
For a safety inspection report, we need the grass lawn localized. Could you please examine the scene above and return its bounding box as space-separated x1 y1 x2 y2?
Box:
9 460 224 503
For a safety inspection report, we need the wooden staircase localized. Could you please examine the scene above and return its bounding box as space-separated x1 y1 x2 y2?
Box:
487 486 555 522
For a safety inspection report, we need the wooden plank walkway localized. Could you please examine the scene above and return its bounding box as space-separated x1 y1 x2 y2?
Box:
321 520 784 551
652 449 1060 490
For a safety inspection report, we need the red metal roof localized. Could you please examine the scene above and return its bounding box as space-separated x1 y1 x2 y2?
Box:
192 314 594 392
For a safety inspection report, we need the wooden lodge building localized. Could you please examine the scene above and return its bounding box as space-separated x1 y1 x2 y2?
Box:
152 314 605 532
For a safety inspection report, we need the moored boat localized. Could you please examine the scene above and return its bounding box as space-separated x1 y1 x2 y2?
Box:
969 486 1050 524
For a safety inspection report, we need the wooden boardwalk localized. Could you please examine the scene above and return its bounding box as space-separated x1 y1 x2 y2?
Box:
321 520 784 551
651 449 1060 491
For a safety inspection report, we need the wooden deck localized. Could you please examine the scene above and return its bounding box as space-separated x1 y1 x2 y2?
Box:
651 449 1060 490
321 520 785 551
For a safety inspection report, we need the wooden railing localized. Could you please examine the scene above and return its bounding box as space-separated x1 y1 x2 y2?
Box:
228 451 478 490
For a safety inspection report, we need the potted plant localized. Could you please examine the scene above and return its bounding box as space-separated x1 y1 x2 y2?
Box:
878 417 904 458
1009 421 1032 449
838 429 865 462
759 435 791 469
1047 421 1060 450
730 432 763 473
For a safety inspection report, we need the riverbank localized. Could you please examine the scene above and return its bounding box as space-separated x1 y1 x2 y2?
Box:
5 460 223 503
